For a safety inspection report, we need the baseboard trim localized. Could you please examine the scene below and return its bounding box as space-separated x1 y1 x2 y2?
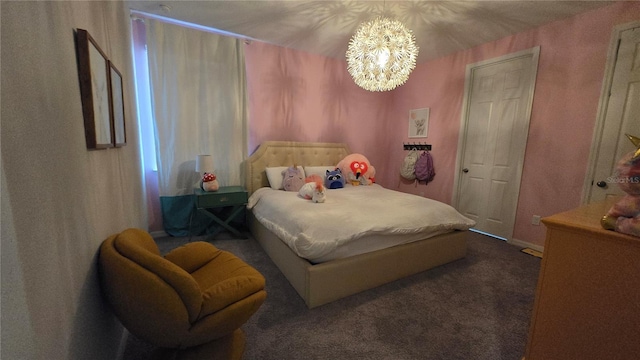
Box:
150 230 168 239
509 238 544 253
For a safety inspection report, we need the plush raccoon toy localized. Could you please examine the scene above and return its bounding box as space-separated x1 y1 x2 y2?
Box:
324 168 345 189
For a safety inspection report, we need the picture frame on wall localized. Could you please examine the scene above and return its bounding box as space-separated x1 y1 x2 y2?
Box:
408 108 429 138
76 28 113 149
108 61 126 147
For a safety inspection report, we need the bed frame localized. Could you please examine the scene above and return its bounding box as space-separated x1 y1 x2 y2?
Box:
245 141 468 308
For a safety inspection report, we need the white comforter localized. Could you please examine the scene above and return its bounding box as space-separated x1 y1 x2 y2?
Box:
247 184 476 261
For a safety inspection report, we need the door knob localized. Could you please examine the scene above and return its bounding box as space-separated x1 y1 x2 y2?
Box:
596 181 607 188
462 168 469 173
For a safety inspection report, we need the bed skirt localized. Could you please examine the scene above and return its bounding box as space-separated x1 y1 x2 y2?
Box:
248 211 468 308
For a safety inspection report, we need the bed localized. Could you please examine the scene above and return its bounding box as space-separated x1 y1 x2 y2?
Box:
244 141 474 308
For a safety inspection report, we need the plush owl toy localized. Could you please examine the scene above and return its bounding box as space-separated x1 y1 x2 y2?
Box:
601 134 640 237
337 153 375 186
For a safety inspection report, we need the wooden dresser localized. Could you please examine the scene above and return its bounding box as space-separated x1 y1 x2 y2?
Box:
524 199 640 360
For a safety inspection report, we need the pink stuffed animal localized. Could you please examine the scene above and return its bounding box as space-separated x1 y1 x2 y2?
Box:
601 134 640 237
336 153 376 186
282 165 305 192
305 174 324 184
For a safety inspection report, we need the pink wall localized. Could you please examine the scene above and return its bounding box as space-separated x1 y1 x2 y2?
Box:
244 42 394 175
393 2 640 246
147 42 394 232
149 2 639 246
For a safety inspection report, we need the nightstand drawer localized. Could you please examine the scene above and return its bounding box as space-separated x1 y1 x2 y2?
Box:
194 187 248 209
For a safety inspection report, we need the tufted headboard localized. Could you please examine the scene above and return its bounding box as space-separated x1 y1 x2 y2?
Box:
244 141 351 195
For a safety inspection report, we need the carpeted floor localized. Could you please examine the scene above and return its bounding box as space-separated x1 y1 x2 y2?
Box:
123 231 541 360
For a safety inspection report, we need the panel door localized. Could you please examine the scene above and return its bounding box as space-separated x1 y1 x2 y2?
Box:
588 27 640 203
457 50 538 239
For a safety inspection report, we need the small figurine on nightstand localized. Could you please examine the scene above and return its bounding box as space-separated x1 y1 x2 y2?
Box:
201 172 219 192
601 134 640 237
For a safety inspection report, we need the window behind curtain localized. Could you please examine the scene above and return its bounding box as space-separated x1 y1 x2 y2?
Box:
130 14 248 236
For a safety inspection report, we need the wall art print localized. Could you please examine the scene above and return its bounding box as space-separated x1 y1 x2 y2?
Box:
109 61 126 147
76 28 113 149
409 108 429 138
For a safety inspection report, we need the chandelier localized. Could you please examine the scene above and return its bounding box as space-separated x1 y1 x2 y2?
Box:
346 17 419 92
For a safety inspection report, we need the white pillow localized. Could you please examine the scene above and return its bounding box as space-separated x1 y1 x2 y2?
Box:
304 166 336 180
265 166 305 190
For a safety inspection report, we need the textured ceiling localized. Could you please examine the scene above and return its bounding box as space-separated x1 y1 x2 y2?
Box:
127 1 613 63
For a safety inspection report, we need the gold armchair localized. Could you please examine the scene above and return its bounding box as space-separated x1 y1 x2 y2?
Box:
98 228 266 358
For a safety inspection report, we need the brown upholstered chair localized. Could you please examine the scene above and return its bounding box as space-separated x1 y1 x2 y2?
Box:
98 228 266 359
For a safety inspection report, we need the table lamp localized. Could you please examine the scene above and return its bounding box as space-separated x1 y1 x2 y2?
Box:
196 154 214 175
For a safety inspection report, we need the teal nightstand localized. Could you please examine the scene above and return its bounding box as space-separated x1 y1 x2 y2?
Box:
191 186 248 239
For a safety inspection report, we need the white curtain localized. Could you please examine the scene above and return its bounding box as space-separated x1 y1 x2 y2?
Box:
146 18 247 197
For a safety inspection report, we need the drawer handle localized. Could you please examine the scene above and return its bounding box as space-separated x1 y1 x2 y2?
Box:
219 197 228 202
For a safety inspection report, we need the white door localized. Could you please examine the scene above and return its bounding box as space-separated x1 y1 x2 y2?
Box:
585 26 640 203
455 48 539 239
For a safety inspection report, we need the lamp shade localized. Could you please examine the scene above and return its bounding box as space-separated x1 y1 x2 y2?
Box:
195 154 214 173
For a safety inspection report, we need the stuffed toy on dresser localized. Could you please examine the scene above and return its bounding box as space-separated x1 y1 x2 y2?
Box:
601 134 640 237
